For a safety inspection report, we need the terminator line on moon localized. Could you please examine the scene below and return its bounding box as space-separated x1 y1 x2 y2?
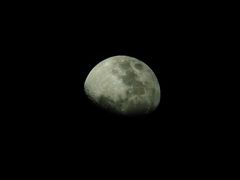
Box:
84 55 161 115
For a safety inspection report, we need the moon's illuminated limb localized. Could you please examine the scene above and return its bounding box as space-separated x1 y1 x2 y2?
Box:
84 55 160 115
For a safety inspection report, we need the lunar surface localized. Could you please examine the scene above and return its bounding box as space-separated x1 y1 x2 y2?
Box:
84 55 161 115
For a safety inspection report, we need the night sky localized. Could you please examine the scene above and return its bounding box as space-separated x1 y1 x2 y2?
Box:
7 3 220 171
14 5 208 139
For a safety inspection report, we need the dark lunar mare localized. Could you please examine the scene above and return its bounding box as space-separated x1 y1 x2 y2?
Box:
107 60 156 114
118 60 146 96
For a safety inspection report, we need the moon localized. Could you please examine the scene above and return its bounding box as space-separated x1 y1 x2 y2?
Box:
84 55 161 115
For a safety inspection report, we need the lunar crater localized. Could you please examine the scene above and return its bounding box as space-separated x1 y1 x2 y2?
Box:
134 63 143 70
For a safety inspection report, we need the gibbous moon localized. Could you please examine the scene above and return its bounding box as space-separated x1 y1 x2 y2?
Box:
84 55 161 115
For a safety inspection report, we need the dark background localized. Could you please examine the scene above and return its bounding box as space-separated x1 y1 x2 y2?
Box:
9 3 213 143
4 2 227 174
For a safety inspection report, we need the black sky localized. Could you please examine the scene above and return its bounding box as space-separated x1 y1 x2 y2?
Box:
13 4 209 136
3 2 228 174
6 1 222 153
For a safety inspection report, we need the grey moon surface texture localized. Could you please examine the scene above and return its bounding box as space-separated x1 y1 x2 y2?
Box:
84 55 161 115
